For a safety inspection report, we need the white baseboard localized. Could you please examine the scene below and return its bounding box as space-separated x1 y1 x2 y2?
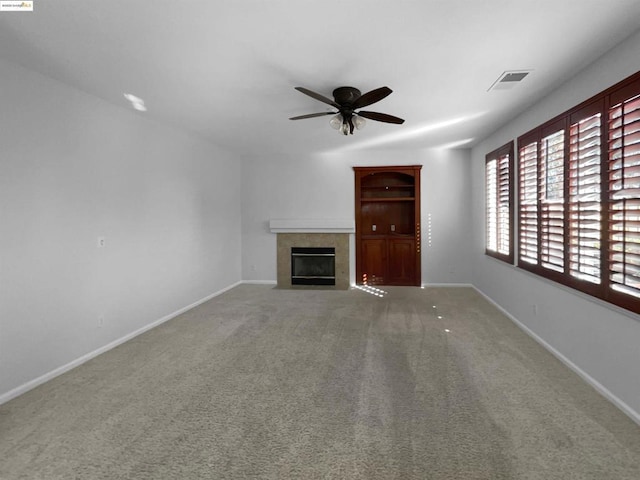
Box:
472 286 640 426
241 280 277 285
0 281 242 406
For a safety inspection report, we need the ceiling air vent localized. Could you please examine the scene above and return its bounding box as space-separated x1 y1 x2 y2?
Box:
488 70 531 91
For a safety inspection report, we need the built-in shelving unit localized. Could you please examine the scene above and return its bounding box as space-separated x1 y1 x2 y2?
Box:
354 165 422 286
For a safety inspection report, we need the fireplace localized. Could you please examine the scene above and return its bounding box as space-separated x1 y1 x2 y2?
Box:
291 247 336 286
274 232 350 289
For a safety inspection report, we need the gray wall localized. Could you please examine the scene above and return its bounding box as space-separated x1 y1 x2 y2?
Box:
0 59 242 401
470 30 640 420
241 148 472 285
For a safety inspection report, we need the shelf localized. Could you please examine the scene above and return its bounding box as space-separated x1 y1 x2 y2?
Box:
360 197 415 202
361 186 414 200
269 218 355 233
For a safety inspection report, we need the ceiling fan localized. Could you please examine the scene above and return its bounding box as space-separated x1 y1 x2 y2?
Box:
289 86 405 135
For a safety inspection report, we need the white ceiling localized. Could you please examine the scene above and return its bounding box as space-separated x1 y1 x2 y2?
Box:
2 0 640 157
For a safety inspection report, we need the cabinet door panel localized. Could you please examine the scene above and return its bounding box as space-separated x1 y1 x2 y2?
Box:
361 239 386 285
387 239 416 285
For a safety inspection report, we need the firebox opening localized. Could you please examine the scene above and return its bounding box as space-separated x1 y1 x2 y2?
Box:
291 247 336 286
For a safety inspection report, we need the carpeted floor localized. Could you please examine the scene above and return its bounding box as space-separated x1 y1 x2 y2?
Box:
1 285 639 479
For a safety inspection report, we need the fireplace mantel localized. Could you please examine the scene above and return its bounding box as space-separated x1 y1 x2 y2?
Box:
269 218 355 234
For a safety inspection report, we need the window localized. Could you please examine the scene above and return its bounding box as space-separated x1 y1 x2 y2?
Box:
569 104 602 286
540 125 565 273
485 141 514 263
518 140 538 265
516 71 640 313
518 123 568 280
607 85 640 306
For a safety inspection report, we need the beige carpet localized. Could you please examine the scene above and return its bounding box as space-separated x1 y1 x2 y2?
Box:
1 285 639 479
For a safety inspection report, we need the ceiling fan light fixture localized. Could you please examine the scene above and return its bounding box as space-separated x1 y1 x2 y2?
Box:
329 114 343 130
353 115 366 130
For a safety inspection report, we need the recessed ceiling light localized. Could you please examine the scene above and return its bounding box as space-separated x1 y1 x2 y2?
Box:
123 93 147 112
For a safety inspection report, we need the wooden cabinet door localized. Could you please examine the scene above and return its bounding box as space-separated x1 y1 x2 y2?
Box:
387 238 416 285
361 239 387 285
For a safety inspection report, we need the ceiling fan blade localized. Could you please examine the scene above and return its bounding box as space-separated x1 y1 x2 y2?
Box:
289 112 335 120
295 87 340 108
351 86 393 109
357 111 405 124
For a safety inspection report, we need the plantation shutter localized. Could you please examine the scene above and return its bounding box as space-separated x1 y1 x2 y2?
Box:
486 159 498 252
607 83 640 299
485 142 514 262
519 139 538 265
540 124 565 273
569 103 602 285
497 152 511 255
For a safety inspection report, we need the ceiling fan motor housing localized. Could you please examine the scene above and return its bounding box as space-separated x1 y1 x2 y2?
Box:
333 87 361 105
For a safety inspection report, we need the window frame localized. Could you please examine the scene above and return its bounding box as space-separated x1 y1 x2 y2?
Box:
485 141 514 264
516 70 640 314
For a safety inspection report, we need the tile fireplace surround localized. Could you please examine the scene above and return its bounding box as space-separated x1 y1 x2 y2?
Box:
270 219 353 290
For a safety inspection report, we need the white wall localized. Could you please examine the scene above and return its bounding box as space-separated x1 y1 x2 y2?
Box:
241 148 472 285
470 30 640 419
0 59 242 401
